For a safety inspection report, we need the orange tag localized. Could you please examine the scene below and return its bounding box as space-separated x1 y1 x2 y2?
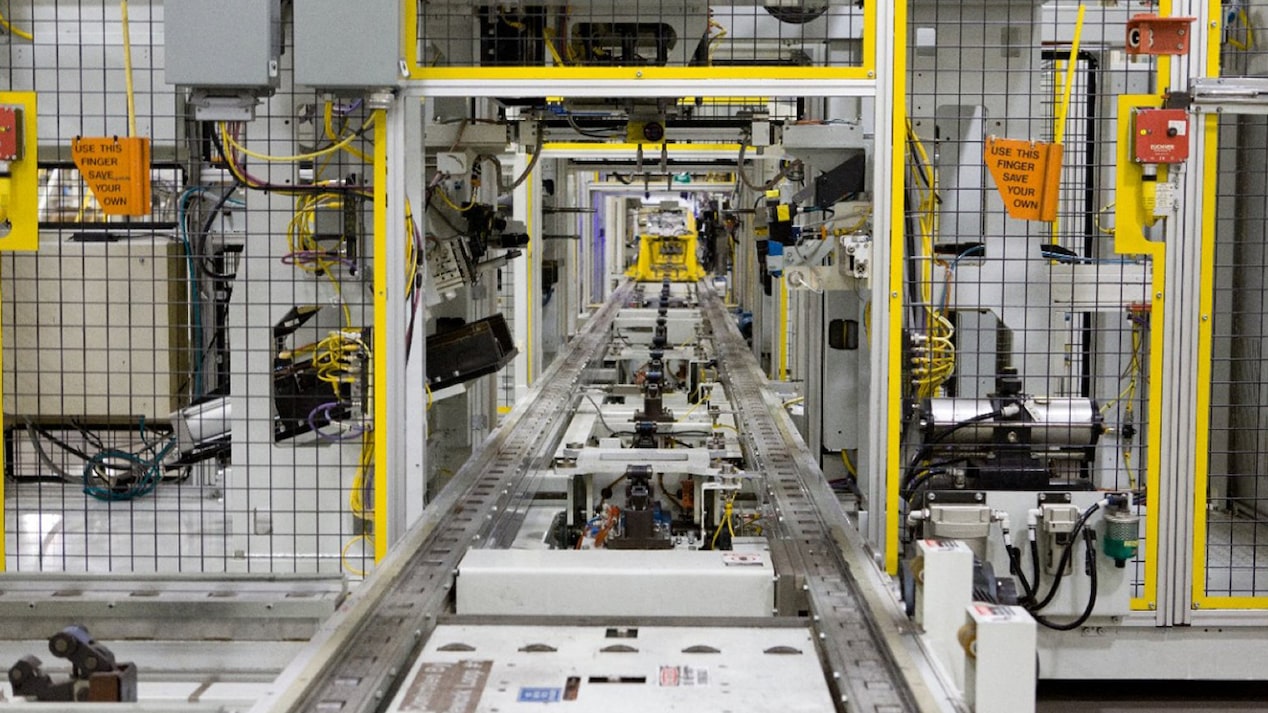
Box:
983 137 1063 222
71 136 152 216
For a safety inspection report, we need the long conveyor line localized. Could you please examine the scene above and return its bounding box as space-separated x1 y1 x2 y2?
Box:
252 282 940 713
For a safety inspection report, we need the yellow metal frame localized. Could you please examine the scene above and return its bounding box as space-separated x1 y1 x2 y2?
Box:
1113 94 1168 611
372 110 389 563
402 1 876 81
0 92 39 252
1188 4 1264 610
777 275 789 381
884 0 908 576
0 91 37 571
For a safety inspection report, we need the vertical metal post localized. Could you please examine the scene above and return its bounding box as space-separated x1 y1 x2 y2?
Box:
871 0 905 570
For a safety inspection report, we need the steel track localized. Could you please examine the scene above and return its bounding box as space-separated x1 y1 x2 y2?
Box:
257 282 930 713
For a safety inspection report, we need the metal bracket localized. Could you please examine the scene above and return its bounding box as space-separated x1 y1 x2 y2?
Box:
1189 78 1268 115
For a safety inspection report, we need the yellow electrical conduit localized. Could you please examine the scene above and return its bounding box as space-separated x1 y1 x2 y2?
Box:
220 115 376 163
120 0 137 137
0 7 32 41
323 100 373 164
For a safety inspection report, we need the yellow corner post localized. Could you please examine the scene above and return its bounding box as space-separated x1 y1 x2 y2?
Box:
372 109 389 563
885 0 909 575
1191 0 1244 609
1113 94 1168 610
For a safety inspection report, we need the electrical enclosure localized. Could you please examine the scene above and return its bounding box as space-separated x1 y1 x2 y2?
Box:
163 0 281 89
293 0 401 89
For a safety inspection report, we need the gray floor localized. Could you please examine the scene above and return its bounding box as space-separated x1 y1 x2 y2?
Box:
4 479 230 572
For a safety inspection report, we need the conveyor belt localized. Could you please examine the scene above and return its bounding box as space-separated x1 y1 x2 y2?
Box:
255 283 930 713
699 287 921 712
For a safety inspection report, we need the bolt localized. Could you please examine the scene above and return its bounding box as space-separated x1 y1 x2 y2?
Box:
84 656 98 670
1202 314 1209 321
636 71 643 78
891 291 898 298
974 492 984 501
1156 292 1163 299
867 71 875 78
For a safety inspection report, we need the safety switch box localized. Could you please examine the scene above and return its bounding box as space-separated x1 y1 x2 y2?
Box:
1133 108 1189 164
0 92 38 252
0 106 23 161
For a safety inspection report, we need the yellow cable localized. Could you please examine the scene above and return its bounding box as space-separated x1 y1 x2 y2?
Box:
220 116 375 162
0 8 32 41
434 186 476 213
324 100 373 164
0 5 32 41
1053 4 1087 147
120 0 136 136
841 449 857 478
425 381 433 411
340 534 370 577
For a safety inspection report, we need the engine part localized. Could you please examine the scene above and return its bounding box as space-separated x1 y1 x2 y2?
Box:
8 625 137 703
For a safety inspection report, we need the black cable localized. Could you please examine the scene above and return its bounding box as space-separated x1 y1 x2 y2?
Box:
1032 530 1099 631
194 181 243 280
901 468 945 503
1029 502 1101 612
1029 538 1042 603
904 410 1002 487
30 424 93 461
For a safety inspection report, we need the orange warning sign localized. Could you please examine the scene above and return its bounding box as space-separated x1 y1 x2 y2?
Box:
983 137 1063 222
71 136 152 216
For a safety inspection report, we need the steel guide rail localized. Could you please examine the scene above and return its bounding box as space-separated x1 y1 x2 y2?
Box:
254 285 634 713
697 287 925 713
258 281 933 713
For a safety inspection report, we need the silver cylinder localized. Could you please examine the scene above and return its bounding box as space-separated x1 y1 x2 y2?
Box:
923 396 1100 447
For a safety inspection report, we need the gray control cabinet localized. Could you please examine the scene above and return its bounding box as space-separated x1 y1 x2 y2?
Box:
164 0 281 89
294 0 401 90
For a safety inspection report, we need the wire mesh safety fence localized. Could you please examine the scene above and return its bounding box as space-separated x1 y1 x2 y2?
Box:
903 1 1155 600
1205 111 1268 599
0 0 386 575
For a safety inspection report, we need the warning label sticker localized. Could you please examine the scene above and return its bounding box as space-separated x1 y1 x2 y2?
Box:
658 665 710 687
398 660 492 713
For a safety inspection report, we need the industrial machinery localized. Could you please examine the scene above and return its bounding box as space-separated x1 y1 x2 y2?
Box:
3 2 1268 713
7 626 137 703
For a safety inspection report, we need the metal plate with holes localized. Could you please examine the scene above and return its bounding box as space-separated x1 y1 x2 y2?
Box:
386 624 833 713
